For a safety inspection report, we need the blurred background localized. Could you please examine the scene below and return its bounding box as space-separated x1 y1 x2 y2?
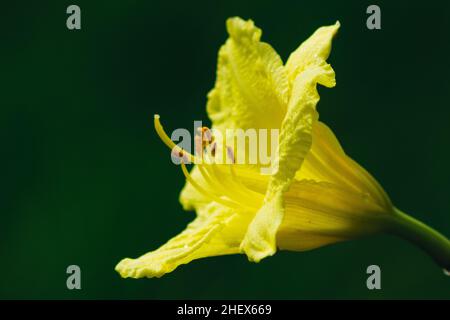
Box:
1 0 449 299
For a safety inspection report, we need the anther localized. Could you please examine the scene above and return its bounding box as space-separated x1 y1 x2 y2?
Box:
171 147 189 164
210 142 217 157
197 126 214 146
226 146 235 164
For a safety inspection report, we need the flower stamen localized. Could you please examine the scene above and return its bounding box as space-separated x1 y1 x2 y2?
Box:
155 115 262 211
179 160 242 209
154 114 198 163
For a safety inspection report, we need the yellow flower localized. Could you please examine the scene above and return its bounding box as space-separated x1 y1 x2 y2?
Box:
116 17 450 278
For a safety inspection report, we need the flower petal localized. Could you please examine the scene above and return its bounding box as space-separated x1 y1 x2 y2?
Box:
115 203 249 278
207 17 289 131
278 179 386 251
297 121 392 209
241 25 339 262
285 21 340 86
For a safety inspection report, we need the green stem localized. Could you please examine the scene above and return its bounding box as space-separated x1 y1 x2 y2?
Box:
386 207 450 273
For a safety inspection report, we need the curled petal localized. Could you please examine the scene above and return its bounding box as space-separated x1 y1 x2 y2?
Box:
241 25 339 261
285 21 340 85
115 203 247 278
207 17 290 131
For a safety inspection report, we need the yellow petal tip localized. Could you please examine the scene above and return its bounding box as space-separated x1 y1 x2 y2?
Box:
241 242 276 263
115 257 165 279
226 16 261 42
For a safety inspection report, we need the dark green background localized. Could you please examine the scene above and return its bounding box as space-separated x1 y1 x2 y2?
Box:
1 0 449 299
